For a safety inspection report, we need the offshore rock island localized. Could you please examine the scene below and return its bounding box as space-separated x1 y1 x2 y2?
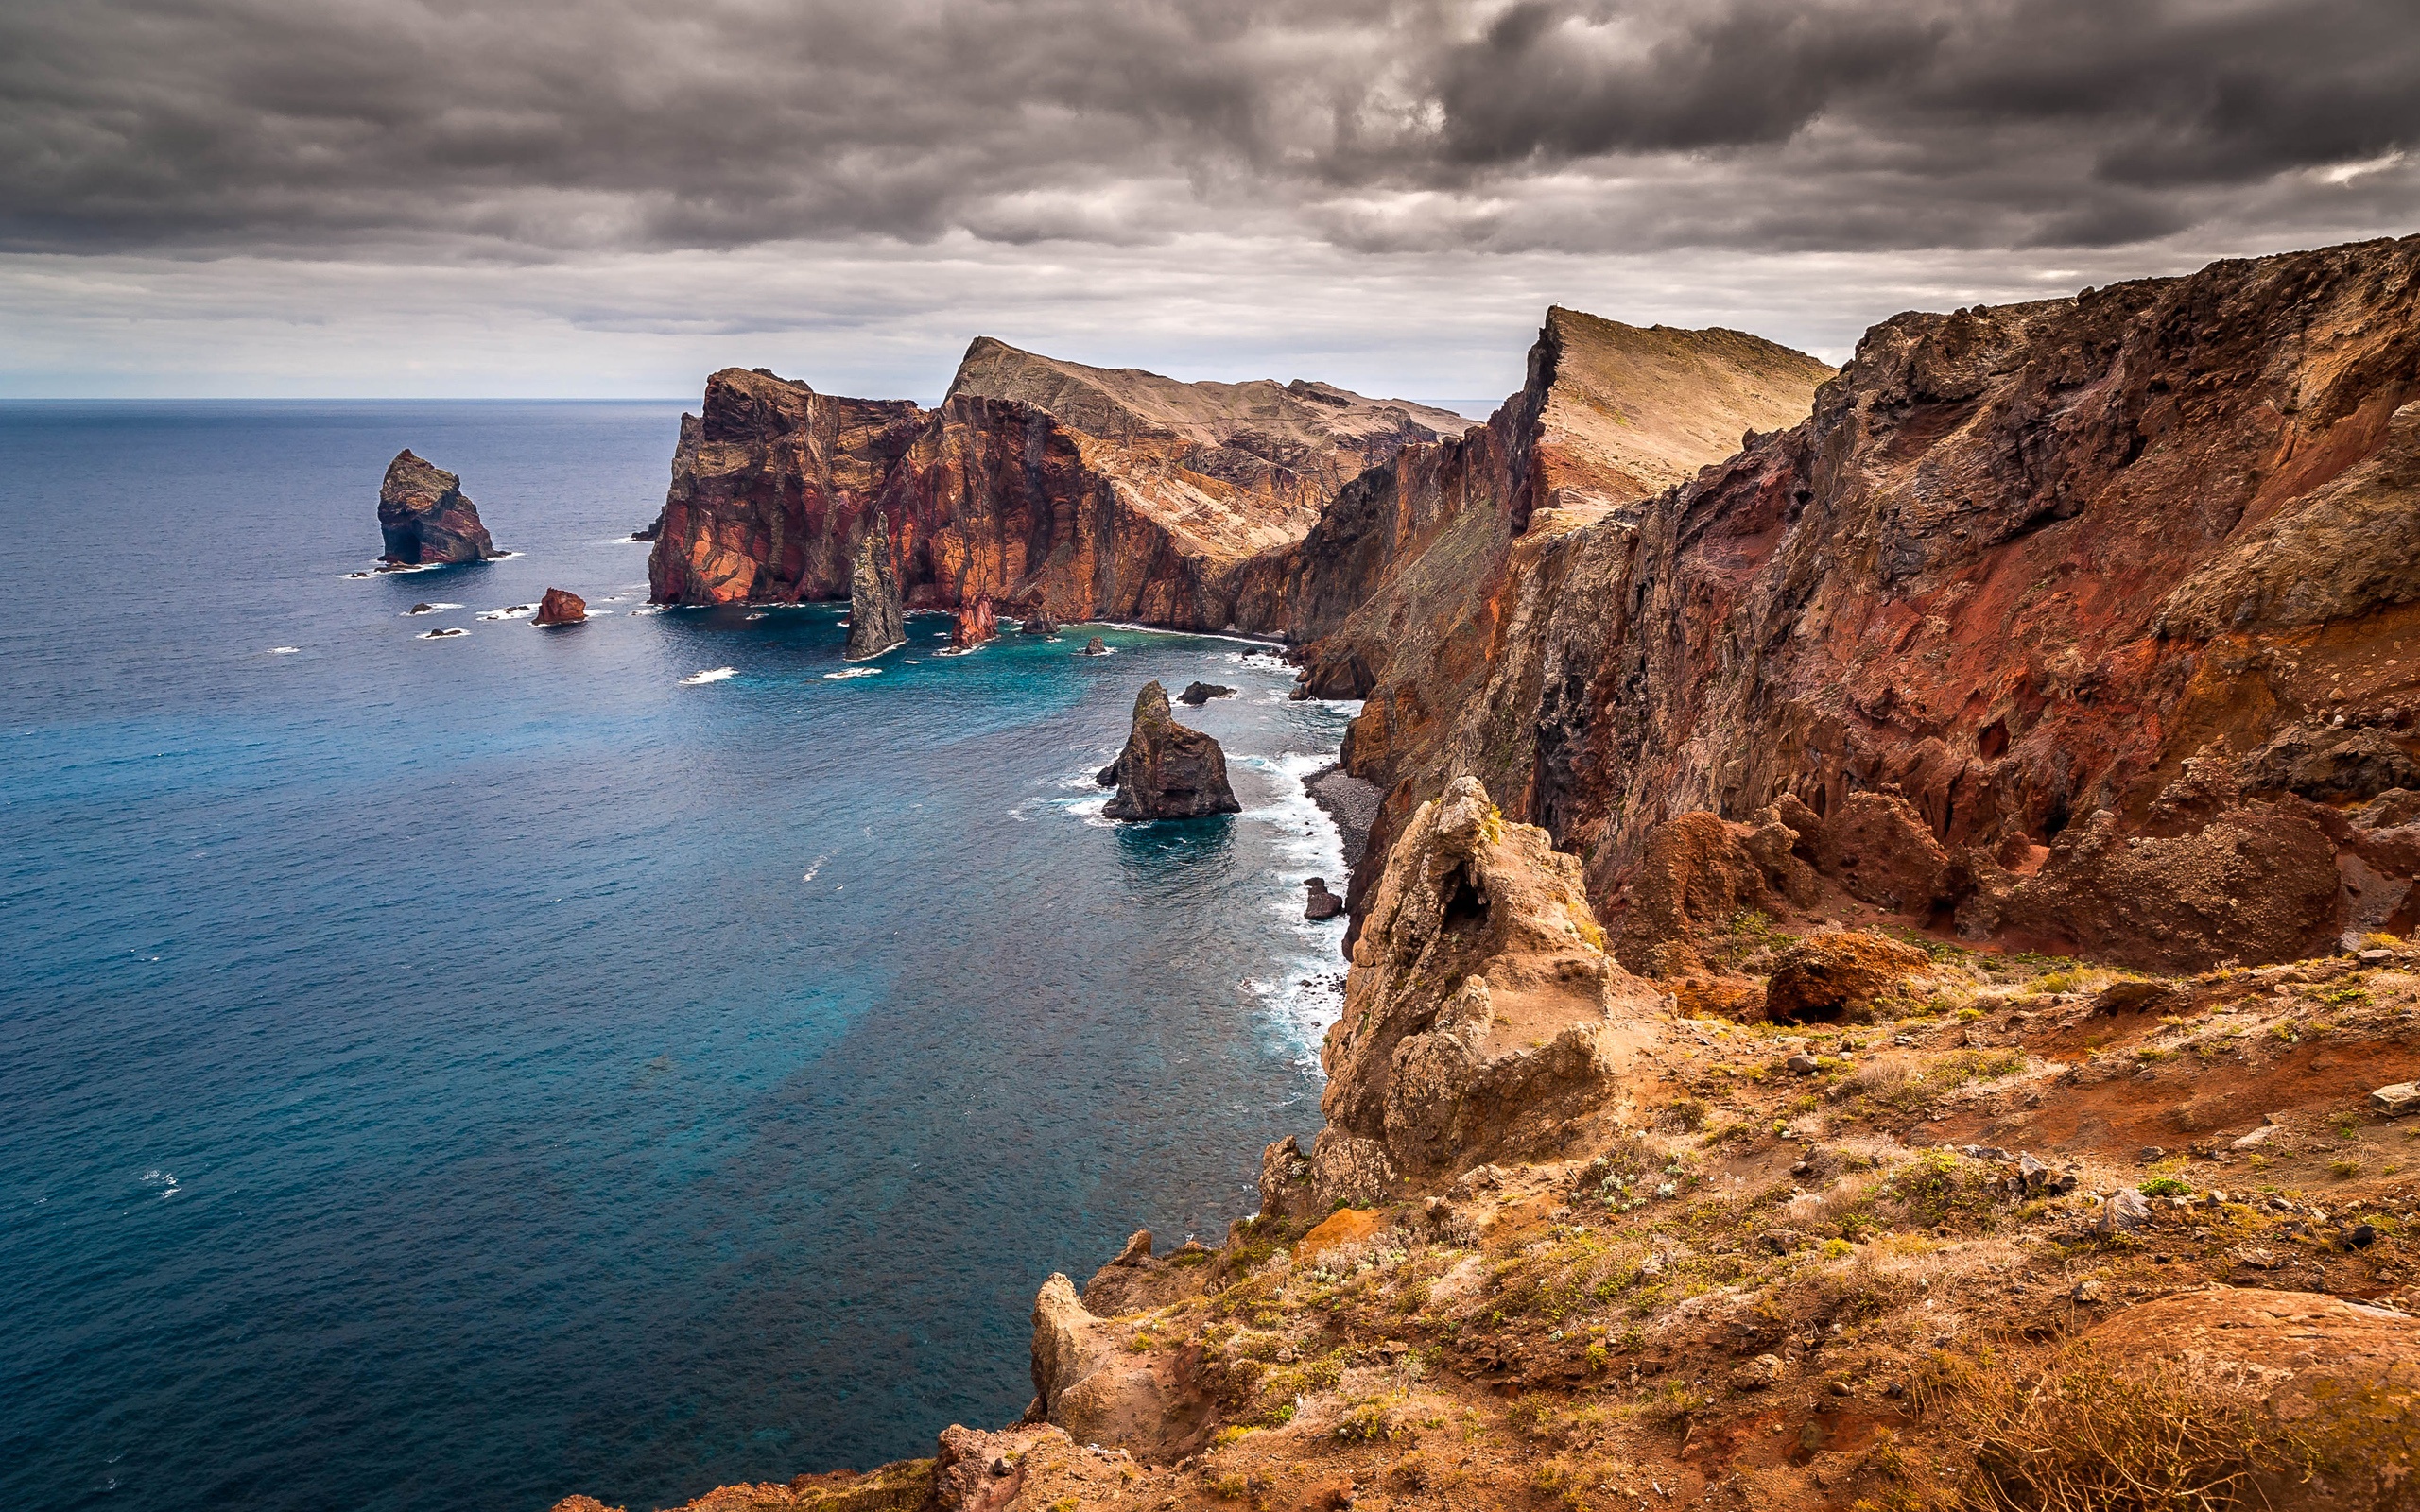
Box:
568 236 2420 1512
378 449 500 566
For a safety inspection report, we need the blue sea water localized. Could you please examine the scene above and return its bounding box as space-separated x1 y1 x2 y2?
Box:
0 403 1354 1512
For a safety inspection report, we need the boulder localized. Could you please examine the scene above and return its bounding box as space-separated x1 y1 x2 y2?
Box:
950 595 998 650
2372 1082 2420 1116
1017 612 1060 637
377 450 498 565
1028 1274 1212 1462
1177 681 1235 705
1098 682 1241 821
1319 776 1664 1180
1080 636 1109 656
533 588 586 626
1304 877 1345 919
1762 931 1932 1023
844 512 907 661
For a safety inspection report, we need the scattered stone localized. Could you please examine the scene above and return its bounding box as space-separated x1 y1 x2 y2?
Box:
2137 1145 2167 1162
2371 1082 2420 1116
2098 1189 2153 1234
533 587 586 626
2360 948 2396 965
1304 877 1345 920
2232 1124 2280 1148
2073 1279 2107 1303
1176 681 1234 705
1731 1354 1785 1390
1785 1052 1820 1075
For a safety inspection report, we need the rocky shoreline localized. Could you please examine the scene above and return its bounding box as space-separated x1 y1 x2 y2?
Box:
560 235 2420 1512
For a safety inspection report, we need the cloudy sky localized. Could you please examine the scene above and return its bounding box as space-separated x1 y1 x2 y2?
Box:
4 0 2416 402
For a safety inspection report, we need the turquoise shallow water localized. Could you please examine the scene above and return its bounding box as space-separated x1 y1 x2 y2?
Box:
0 402 1352 1512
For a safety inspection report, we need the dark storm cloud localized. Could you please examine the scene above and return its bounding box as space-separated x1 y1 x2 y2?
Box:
2 0 2415 259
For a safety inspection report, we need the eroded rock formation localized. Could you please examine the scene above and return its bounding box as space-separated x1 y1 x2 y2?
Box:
533 588 585 626
1097 682 1239 821
949 595 997 650
377 450 498 566
646 342 1467 623
1263 776 1663 1214
1315 238 2420 972
844 513 906 662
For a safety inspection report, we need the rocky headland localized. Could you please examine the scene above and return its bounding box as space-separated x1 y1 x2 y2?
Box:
562 236 2420 1512
378 449 499 566
1097 681 1241 821
643 340 1471 625
843 513 907 661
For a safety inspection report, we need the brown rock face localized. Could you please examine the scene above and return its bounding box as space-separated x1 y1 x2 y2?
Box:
1761 931 1933 1023
646 342 1465 622
1097 681 1240 821
533 588 586 626
1029 1274 1212 1463
377 450 498 565
1307 776 1663 1197
843 512 907 661
1323 237 2420 972
948 594 997 650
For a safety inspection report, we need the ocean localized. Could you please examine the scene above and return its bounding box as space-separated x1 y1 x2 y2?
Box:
0 402 1353 1512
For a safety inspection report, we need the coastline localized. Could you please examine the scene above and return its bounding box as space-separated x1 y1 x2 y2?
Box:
1302 762 1378 874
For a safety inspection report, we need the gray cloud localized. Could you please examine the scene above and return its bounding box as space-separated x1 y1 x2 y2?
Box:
4 0 2416 260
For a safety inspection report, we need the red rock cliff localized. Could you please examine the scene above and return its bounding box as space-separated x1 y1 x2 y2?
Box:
646 342 1469 625
1329 237 2420 971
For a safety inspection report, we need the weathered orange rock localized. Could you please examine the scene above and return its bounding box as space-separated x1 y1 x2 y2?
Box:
948 594 996 650
1296 1207 1387 1265
1762 932 1933 1023
533 588 585 626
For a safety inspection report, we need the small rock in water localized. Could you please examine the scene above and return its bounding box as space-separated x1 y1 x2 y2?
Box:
534 588 587 626
1080 635 1109 656
1304 877 1344 920
1177 681 1235 705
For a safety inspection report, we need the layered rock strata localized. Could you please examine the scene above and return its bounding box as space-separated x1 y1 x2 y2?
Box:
646 343 1468 624
377 450 499 565
1315 238 2420 972
1097 682 1240 821
843 513 906 662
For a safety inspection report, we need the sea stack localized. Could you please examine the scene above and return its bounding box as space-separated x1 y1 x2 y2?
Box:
1080 636 1109 656
533 588 586 626
1097 681 1241 821
950 595 997 650
1303 878 1344 919
843 514 906 661
377 450 498 566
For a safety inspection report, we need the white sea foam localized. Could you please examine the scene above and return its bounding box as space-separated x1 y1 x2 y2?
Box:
476 604 537 621
417 627 468 639
341 570 375 579
801 853 828 882
904 659 921 664
745 612 767 621
628 604 666 616
401 603 462 615
266 646 301 655
681 666 736 685
823 666 881 679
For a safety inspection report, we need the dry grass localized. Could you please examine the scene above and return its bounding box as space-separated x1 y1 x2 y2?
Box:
1927 1348 2396 1512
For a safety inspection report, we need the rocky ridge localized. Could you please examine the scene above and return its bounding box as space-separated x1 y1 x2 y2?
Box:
645 341 1471 626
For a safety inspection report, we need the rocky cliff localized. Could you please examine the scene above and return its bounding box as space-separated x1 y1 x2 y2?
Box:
645 342 1470 624
1322 239 2420 973
377 449 499 566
